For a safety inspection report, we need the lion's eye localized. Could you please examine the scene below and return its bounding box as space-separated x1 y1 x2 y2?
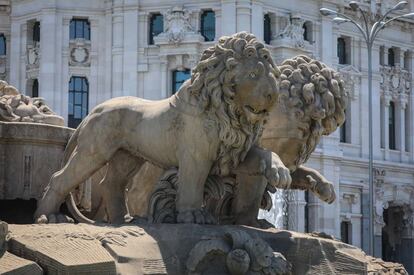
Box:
249 72 256 78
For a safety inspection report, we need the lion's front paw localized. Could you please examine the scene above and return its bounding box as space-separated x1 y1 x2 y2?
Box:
266 155 292 189
177 209 216 224
36 214 74 224
306 175 336 204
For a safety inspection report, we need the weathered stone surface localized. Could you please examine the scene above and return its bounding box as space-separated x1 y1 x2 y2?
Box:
5 223 407 275
0 221 7 258
0 122 73 202
0 252 43 275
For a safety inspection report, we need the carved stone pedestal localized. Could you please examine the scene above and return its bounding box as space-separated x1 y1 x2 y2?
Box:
3 223 407 275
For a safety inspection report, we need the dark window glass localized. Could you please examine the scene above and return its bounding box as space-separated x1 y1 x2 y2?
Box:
172 69 190 94
68 76 89 128
33 22 40 42
389 101 396 150
340 221 351 244
388 48 395 67
149 14 163 45
0 34 5 55
337 37 347 64
70 19 90 40
201 10 215 42
32 79 39 98
264 14 271 44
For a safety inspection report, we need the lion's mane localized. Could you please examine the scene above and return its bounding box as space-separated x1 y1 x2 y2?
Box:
277 55 349 166
187 32 280 176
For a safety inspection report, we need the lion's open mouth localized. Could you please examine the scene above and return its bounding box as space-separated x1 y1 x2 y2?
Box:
244 105 267 115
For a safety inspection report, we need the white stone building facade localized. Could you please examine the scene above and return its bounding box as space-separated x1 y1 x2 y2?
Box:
0 0 413 272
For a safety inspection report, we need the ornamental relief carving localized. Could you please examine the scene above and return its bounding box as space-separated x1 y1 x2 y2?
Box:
338 65 361 100
26 44 40 69
154 6 202 46
380 65 411 105
69 40 91 67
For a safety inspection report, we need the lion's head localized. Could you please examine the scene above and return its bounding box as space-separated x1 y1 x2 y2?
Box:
260 55 348 171
185 32 281 176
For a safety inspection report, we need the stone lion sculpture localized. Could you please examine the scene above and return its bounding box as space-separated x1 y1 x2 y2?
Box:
0 80 64 126
64 55 348 227
35 32 292 224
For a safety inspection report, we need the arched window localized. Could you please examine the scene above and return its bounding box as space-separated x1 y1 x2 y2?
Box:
389 101 396 150
388 48 395 67
149 13 163 45
172 69 190 94
337 37 347 64
0 34 5 56
200 10 215 42
33 21 40 42
70 19 90 40
68 76 89 128
263 14 272 44
32 79 39 98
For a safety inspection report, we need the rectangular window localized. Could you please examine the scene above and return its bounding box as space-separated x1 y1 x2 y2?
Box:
388 48 395 67
172 69 190 94
149 14 163 45
70 19 90 40
33 21 40 42
0 34 5 56
263 14 271 45
303 21 312 42
340 221 351 244
32 79 39 98
68 76 89 128
405 106 410 152
201 11 215 42
337 37 347 64
389 101 396 150
340 122 346 143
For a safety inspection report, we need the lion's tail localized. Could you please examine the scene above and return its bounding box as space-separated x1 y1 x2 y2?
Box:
63 121 96 224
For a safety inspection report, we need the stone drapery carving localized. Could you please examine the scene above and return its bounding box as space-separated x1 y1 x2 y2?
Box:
275 14 306 48
0 55 6 80
186 230 291 275
0 80 64 126
156 6 196 45
338 65 361 100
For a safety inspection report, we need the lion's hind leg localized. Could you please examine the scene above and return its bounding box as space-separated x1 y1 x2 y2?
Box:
35 143 118 222
100 149 144 224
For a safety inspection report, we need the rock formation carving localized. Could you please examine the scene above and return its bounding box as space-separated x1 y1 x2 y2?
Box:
35 32 291 225
0 80 64 126
186 230 291 274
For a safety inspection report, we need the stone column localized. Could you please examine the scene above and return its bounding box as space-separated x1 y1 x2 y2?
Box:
89 18 100 111
39 10 57 110
9 20 21 88
383 97 391 160
320 13 333 66
397 96 408 161
122 2 138 96
221 0 236 36
213 7 222 40
104 1 113 101
236 0 251 33
372 44 382 159
111 1 124 97
160 55 168 98
19 23 27 94
251 1 263 41
60 17 71 124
